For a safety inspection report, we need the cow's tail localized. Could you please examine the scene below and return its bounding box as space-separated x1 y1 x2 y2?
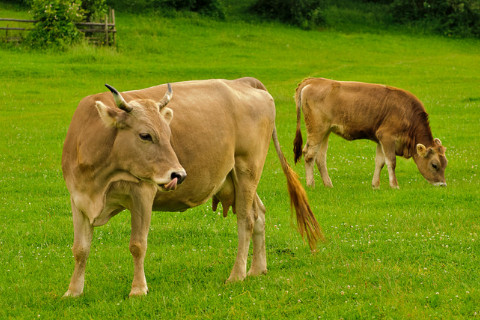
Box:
272 127 325 251
293 82 305 164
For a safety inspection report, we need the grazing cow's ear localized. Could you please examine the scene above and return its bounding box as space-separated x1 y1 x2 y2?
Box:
416 144 428 158
433 138 446 155
160 107 173 125
95 101 125 128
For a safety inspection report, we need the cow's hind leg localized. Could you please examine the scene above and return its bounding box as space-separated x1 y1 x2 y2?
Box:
315 133 333 187
227 161 261 282
303 128 331 187
372 143 386 189
64 199 93 297
303 143 319 187
128 185 157 296
248 194 267 277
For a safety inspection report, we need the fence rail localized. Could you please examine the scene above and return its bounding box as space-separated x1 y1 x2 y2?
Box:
0 9 116 45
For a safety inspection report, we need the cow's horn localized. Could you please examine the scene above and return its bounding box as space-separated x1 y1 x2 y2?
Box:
158 83 173 110
105 84 132 113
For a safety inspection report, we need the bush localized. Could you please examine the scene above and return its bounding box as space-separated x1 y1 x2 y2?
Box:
105 0 225 18
250 0 325 29
391 0 480 37
27 0 85 49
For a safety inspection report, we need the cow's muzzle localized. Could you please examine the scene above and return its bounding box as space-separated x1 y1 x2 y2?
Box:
159 170 186 191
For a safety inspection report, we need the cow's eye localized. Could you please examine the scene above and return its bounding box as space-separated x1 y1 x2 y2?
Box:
139 133 153 142
431 163 438 170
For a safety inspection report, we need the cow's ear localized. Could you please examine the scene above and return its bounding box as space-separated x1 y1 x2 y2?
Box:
416 144 428 158
433 138 446 155
160 107 173 125
96 101 125 128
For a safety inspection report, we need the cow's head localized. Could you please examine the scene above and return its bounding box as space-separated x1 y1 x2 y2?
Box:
414 138 447 186
95 84 186 191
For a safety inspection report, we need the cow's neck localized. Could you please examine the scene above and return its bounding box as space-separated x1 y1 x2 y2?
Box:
71 129 139 224
408 119 434 158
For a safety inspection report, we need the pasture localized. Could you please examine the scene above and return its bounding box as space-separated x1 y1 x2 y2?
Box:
1 3 479 319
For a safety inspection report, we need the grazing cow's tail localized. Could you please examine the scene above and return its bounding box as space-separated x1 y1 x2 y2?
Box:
293 82 305 164
272 127 325 251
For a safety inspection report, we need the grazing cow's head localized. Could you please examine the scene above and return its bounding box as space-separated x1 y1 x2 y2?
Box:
95 84 186 191
415 138 447 186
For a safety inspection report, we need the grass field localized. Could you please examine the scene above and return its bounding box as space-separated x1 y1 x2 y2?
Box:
1 3 479 319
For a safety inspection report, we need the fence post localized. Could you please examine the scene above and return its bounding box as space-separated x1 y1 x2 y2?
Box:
111 9 116 45
104 14 109 46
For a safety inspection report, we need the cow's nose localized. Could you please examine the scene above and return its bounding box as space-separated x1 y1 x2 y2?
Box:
171 171 186 184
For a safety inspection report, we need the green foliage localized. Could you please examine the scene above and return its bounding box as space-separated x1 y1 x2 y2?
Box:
105 0 225 18
391 0 480 37
250 0 325 29
82 0 108 21
27 0 85 49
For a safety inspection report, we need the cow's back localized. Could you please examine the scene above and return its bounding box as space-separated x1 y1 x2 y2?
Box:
299 78 425 142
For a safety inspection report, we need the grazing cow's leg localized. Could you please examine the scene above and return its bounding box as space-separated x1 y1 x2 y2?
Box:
315 134 333 188
128 185 156 296
303 126 331 187
303 142 319 187
64 199 93 297
248 194 267 277
372 143 386 189
379 138 399 189
227 162 259 282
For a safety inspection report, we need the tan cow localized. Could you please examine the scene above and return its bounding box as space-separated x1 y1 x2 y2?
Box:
293 77 447 189
62 77 323 297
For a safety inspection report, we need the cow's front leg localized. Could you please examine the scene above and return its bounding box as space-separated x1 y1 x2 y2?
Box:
247 194 267 277
128 185 156 296
64 199 93 297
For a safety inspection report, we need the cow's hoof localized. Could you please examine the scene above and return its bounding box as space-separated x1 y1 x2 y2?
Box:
129 286 148 297
226 273 246 283
63 289 82 298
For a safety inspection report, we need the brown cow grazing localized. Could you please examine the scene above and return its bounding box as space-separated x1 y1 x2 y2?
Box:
293 77 447 189
62 78 323 297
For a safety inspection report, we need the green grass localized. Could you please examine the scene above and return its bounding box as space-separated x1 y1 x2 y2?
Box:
1 4 479 319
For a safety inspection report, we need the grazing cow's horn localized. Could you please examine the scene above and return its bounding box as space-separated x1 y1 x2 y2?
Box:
105 84 133 113
158 83 173 110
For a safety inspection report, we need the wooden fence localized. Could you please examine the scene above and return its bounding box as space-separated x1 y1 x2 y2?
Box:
0 8 116 45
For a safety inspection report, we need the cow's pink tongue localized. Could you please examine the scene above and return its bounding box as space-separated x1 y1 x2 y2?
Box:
165 177 178 190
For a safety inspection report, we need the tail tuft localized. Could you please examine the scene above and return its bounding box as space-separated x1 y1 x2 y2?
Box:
293 130 303 164
293 81 305 164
